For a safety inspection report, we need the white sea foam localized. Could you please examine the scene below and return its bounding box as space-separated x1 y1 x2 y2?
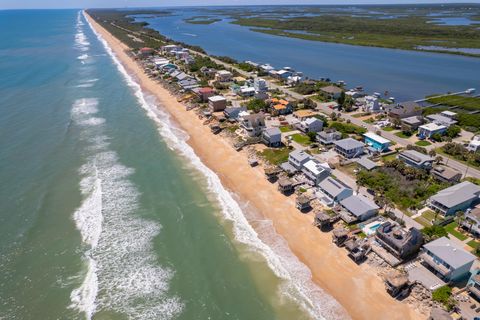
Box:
85 10 347 320
78 54 89 60
70 12 183 320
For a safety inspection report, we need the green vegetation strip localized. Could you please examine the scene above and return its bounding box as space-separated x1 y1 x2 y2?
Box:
444 222 468 241
259 148 290 165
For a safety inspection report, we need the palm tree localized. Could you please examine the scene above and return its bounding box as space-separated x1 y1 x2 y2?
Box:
429 150 437 158
456 210 465 230
435 155 443 165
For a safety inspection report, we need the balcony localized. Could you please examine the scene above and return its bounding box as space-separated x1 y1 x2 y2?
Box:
420 252 451 279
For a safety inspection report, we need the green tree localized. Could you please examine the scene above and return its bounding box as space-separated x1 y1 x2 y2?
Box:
446 125 461 138
307 131 317 142
432 286 455 311
246 98 267 113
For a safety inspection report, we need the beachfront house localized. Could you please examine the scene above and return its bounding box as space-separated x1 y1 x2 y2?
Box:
364 132 391 152
418 123 447 139
467 269 480 301
375 222 423 260
317 177 353 206
388 101 422 121
239 86 256 97
208 95 227 112
297 117 323 134
241 113 266 137
397 150 434 170
428 181 480 216
401 116 424 132
287 150 311 171
460 206 480 238
301 159 331 185
334 138 365 159
261 127 282 147
420 236 476 283
430 165 462 183
294 109 319 121
193 87 215 102
339 194 379 223
319 85 343 100
138 47 154 58
223 106 247 120
317 130 342 145
467 136 480 153
215 70 233 83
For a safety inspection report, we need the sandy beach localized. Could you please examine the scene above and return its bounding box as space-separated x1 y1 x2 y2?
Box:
86 13 423 320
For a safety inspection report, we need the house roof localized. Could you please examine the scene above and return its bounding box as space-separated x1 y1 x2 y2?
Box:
356 157 378 170
423 236 476 269
431 165 461 180
273 104 287 110
294 109 318 118
389 101 421 116
303 159 330 176
305 117 322 125
441 111 457 117
426 114 458 126
320 85 343 94
430 181 480 208
263 127 281 137
199 87 214 94
364 132 391 145
401 116 423 125
208 95 227 102
289 150 311 163
340 194 379 217
399 150 433 165
319 177 352 198
217 70 232 75
334 138 365 151
420 122 447 131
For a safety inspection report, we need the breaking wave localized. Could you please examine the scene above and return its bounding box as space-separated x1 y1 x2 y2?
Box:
84 10 347 320
70 13 183 320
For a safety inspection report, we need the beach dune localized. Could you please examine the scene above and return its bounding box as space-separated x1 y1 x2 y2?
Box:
85 12 423 320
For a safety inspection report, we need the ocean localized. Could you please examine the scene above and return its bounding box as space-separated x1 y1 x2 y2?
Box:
133 7 480 101
0 9 335 320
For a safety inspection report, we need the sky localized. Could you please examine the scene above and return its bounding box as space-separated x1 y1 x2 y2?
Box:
1 0 479 9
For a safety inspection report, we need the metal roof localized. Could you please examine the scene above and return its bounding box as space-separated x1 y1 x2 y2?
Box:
430 181 480 208
334 138 365 151
423 236 476 269
340 194 379 217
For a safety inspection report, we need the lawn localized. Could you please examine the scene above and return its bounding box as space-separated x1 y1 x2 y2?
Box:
445 222 468 241
415 140 432 147
291 133 312 146
394 131 410 139
381 153 397 162
352 112 371 118
414 216 431 228
259 147 290 165
383 126 395 132
279 125 293 132
427 95 480 112
467 239 480 250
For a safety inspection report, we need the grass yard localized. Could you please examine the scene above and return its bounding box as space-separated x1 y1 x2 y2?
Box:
383 126 395 132
352 112 371 118
279 125 293 132
259 147 290 165
381 153 397 162
445 222 468 241
467 239 480 249
393 131 409 139
415 140 432 147
414 216 431 228
291 133 312 146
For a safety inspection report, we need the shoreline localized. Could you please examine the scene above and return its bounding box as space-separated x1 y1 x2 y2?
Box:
85 12 423 320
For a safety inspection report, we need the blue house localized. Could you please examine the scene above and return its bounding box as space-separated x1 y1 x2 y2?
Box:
467 269 480 301
364 132 391 152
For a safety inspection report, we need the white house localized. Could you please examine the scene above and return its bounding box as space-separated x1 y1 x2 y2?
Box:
297 117 323 133
418 123 447 139
302 159 331 185
364 95 380 112
215 70 233 82
254 78 268 92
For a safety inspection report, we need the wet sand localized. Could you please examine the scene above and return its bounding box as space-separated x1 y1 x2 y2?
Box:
86 13 423 320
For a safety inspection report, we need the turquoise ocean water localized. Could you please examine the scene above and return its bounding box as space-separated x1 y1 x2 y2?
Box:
0 10 343 320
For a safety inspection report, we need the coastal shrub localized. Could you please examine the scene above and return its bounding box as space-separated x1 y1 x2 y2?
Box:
421 225 448 242
446 125 461 138
328 121 366 135
246 99 267 112
432 286 455 311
